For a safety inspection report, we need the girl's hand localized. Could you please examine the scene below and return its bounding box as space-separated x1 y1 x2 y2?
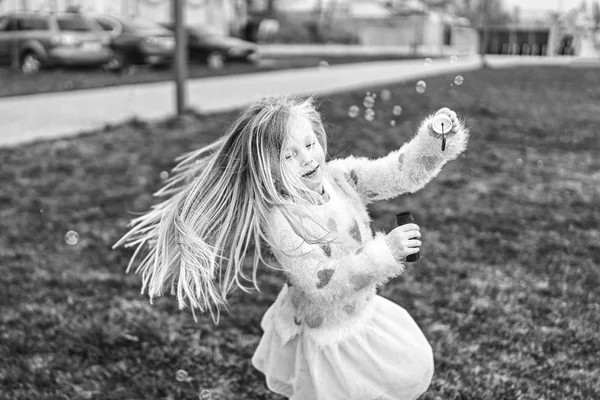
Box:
428 108 460 139
384 223 421 261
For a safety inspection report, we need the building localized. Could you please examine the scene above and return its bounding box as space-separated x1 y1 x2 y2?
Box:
274 0 478 54
0 0 247 35
478 2 600 57
548 2 600 57
476 7 554 55
479 26 552 55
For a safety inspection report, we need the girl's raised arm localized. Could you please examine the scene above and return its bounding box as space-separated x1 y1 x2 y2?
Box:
328 109 469 204
268 209 404 308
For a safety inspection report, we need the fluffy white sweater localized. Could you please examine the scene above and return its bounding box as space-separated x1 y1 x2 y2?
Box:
265 114 469 347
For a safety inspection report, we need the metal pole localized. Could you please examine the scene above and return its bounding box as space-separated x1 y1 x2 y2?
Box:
173 0 188 116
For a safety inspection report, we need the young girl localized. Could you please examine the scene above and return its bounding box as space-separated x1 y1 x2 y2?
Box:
114 96 469 400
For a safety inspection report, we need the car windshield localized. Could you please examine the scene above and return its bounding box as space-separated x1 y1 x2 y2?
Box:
57 15 96 31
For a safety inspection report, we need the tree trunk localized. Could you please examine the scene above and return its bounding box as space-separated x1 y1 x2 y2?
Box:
480 26 490 67
479 0 490 68
266 0 277 18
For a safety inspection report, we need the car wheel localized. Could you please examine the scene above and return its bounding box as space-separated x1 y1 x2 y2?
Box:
207 51 225 70
20 52 42 74
104 50 128 72
247 52 261 65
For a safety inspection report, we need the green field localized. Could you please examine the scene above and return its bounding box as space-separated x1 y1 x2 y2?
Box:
1 66 599 400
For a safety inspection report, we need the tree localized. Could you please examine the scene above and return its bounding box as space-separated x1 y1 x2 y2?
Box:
246 0 277 18
448 0 510 25
448 0 511 66
593 1 600 28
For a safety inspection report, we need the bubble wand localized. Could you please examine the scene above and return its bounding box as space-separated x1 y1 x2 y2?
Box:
431 113 452 151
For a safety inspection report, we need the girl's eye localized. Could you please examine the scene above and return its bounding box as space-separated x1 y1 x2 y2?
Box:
306 142 313 148
284 152 295 160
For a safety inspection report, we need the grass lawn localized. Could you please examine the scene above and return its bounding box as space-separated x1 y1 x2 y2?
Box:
0 53 424 99
1 66 599 400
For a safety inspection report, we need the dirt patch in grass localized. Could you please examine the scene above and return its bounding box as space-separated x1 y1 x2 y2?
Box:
0 54 424 99
1 66 599 399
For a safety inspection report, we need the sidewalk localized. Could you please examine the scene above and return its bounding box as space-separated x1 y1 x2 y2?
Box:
0 55 578 148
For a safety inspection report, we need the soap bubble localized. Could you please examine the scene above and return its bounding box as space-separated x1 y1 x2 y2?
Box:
363 95 375 109
365 109 375 121
450 55 458 64
160 171 169 180
454 76 464 85
176 369 191 382
424 58 433 67
380 89 392 101
348 105 360 118
65 231 79 245
516 158 524 167
537 160 544 168
390 120 396 126
415 80 427 94
318 60 329 68
199 390 212 400
392 105 403 116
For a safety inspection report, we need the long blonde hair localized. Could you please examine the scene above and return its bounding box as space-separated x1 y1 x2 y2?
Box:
113 96 329 322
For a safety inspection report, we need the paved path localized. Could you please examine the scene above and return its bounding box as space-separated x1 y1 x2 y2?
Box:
0 55 581 147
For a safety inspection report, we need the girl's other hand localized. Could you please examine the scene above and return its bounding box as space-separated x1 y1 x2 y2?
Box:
384 223 421 261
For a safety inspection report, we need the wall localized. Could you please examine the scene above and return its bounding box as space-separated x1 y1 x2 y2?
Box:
352 16 421 47
346 14 477 55
451 25 478 55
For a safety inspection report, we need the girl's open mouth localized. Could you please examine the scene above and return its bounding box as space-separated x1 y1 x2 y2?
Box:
302 166 319 179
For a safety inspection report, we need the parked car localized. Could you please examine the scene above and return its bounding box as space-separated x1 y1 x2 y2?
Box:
161 23 259 69
89 14 175 71
0 11 112 74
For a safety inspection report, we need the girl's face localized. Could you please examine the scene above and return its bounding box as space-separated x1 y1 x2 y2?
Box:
280 116 325 194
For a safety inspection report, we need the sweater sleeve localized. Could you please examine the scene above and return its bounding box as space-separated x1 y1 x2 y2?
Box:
268 209 404 308
328 113 469 204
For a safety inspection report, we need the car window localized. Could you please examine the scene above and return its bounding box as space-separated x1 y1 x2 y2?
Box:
1 17 18 32
0 16 8 32
189 25 221 37
121 17 166 33
57 15 96 31
17 17 50 31
95 17 119 32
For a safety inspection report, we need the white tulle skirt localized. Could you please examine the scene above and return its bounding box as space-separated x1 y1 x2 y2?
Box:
252 295 434 400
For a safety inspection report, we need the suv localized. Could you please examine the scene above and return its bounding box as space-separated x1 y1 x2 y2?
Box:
0 11 112 73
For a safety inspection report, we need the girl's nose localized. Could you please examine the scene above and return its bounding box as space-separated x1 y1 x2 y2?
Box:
299 148 313 166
